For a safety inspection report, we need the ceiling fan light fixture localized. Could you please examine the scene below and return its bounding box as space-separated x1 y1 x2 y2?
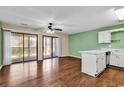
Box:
51 30 55 34
46 29 55 34
46 29 51 33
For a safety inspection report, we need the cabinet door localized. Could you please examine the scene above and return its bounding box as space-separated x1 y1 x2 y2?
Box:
110 54 118 66
104 32 111 43
96 54 106 74
118 55 124 68
98 32 104 43
81 54 96 76
98 32 111 43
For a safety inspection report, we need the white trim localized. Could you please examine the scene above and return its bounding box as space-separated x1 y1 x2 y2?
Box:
0 65 3 70
69 55 81 59
60 55 69 57
101 28 124 33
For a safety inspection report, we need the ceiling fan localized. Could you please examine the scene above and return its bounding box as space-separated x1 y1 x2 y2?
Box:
48 23 62 32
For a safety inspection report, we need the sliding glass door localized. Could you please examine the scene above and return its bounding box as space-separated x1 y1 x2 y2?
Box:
29 35 37 60
24 34 37 61
11 33 38 63
43 36 52 59
53 37 60 57
11 33 23 62
43 35 60 59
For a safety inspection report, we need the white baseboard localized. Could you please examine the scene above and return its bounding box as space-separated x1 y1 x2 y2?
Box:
69 55 81 59
0 65 3 70
60 55 69 57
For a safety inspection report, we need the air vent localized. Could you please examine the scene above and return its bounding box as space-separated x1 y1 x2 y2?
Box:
21 23 28 26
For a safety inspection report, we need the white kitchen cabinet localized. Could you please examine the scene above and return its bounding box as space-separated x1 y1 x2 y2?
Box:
98 31 111 43
98 32 104 43
96 54 106 73
110 53 118 66
118 55 124 68
110 53 124 68
81 52 106 77
80 49 124 77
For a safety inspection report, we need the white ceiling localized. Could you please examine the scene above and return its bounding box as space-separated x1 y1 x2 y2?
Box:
0 6 123 34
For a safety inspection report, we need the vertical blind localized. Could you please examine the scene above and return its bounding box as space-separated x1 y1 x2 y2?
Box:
3 31 12 65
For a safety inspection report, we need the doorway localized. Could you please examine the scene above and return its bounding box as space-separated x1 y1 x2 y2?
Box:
11 32 38 63
43 35 60 59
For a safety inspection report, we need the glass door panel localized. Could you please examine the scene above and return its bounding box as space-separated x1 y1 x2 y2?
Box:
43 36 60 59
24 34 37 61
24 34 30 61
11 33 37 63
29 35 37 60
43 36 52 59
11 33 23 63
53 37 59 57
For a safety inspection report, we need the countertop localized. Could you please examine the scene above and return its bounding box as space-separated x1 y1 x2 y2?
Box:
79 50 107 55
79 48 124 55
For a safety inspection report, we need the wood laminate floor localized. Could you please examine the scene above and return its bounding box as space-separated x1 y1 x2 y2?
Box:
0 57 124 87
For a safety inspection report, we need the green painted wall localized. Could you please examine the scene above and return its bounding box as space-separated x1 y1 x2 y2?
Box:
0 26 3 66
69 23 124 57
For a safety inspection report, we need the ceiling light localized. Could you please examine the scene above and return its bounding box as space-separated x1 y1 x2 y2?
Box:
115 8 124 21
46 30 55 34
46 30 51 33
51 30 55 34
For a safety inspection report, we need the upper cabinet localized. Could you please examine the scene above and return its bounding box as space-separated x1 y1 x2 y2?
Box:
98 31 111 43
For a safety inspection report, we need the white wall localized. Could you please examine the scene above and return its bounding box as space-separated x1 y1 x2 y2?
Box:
61 34 68 56
3 23 68 60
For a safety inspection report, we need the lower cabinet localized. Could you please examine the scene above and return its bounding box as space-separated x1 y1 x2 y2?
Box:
81 53 106 77
110 53 124 68
96 54 106 74
81 51 124 77
118 55 124 68
110 54 118 66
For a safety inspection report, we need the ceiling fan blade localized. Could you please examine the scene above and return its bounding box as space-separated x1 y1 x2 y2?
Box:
48 25 52 29
53 28 62 31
